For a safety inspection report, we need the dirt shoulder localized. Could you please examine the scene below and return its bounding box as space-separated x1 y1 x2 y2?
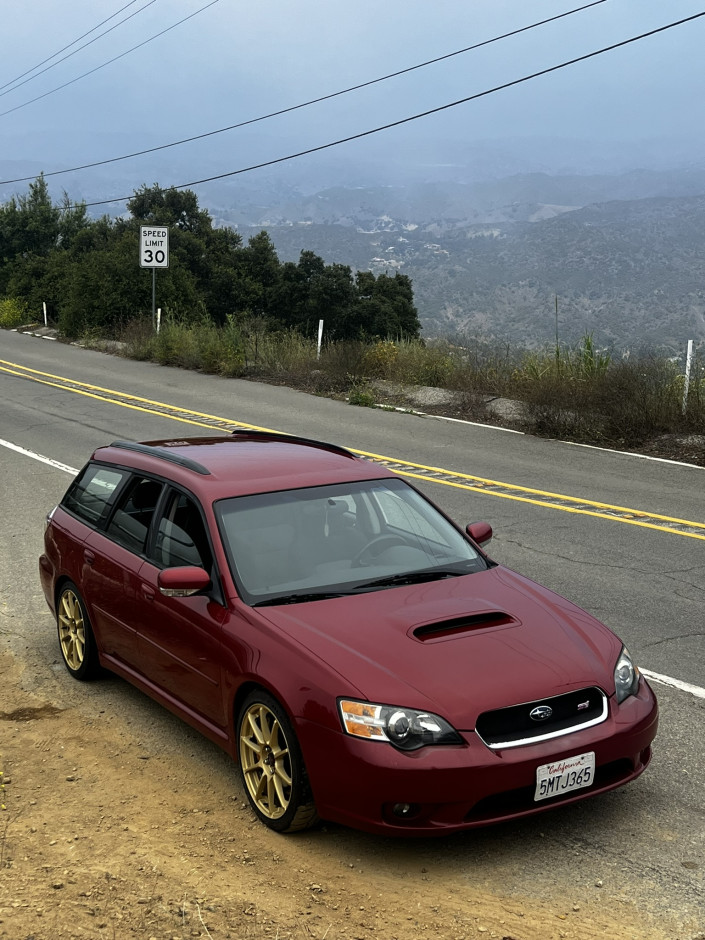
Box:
0 650 695 940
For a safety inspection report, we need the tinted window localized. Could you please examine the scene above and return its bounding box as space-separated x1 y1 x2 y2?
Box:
106 477 164 554
154 492 212 570
63 464 126 526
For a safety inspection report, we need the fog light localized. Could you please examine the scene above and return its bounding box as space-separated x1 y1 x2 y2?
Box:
392 802 415 817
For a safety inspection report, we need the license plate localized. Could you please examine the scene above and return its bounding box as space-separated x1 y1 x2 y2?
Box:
534 751 595 801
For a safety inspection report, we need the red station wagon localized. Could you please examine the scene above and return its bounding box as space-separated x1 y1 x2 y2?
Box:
39 431 658 835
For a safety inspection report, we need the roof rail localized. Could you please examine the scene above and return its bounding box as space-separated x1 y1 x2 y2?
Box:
228 428 356 460
109 440 211 475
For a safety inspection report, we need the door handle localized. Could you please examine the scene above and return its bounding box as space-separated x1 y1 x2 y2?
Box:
84 550 95 566
141 584 155 601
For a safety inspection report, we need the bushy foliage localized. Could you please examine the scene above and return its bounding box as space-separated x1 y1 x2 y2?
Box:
1 179 421 342
362 340 399 377
0 297 29 328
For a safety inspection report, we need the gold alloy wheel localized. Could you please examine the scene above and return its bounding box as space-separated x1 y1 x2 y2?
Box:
239 702 293 820
58 588 86 672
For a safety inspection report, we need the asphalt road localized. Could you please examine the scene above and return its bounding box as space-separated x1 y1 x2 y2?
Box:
1 329 704 934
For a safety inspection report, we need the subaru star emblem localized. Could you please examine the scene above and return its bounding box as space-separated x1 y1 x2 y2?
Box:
530 705 553 721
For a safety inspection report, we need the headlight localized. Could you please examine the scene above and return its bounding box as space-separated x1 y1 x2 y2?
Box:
338 699 462 751
614 646 640 703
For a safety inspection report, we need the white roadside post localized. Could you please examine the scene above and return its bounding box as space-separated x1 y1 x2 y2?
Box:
139 226 169 329
42 302 48 327
682 339 694 415
317 319 324 360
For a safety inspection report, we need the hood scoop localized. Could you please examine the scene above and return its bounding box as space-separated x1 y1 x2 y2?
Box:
412 611 517 642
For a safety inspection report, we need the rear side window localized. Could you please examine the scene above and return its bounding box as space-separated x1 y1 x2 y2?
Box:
62 464 127 526
106 477 164 555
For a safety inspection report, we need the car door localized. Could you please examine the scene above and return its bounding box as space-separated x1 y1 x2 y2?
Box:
82 475 165 671
133 488 227 731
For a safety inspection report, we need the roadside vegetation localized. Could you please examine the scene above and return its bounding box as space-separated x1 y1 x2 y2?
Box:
1 177 703 461
95 322 705 459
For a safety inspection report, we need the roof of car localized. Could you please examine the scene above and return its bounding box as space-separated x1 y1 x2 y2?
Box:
91 431 393 499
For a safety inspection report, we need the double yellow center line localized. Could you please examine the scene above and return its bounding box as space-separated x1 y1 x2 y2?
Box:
3 357 704 541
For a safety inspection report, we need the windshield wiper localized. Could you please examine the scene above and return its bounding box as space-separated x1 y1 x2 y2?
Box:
253 591 354 607
353 569 465 591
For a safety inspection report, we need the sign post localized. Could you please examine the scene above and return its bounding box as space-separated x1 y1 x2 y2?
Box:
140 226 169 329
682 339 694 415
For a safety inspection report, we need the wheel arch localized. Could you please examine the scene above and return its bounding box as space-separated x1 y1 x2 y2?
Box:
231 680 292 761
54 574 75 611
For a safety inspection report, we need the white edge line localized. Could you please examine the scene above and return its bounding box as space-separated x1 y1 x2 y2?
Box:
0 438 77 475
560 439 705 470
10 329 56 341
376 407 704 460
374 403 525 434
641 668 705 700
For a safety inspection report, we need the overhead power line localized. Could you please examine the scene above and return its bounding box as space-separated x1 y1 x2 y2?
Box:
65 9 705 211
0 0 160 99
0 0 155 96
0 0 222 119
0 0 608 185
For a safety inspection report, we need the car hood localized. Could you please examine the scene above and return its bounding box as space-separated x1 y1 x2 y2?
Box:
255 566 622 729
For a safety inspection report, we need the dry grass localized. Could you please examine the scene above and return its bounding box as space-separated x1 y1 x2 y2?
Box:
107 321 705 447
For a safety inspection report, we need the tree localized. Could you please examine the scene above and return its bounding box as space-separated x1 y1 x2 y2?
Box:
0 176 88 313
354 271 420 339
0 174 60 259
230 231 282 319
127 184 212 235
0 178 421 343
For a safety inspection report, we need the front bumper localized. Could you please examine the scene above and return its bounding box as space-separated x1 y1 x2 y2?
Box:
297 680 658 836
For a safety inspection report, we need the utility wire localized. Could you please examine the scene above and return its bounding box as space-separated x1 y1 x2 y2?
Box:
0 0 222 119
0 0 151 94
0 0 608 185
68 9 705 211
0 0 160 99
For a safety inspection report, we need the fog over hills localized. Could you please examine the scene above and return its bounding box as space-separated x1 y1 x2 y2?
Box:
216 163 705 352
3 137 705 351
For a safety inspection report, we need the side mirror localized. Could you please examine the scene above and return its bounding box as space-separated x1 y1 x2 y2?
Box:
158 566 211 597
466 521 493 548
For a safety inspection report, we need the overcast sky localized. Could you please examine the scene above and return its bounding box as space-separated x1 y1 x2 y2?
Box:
2 0 705 200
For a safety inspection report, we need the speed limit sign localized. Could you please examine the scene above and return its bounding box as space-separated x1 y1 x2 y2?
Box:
140 226 169 268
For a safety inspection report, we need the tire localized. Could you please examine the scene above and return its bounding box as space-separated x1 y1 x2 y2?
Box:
56 582 100 681
237 690 319 833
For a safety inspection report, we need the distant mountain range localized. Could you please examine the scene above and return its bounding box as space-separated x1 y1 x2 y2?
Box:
4 149 705 351
220 170 705 351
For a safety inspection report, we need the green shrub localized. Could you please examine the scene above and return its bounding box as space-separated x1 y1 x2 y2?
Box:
0 297 29 329
240 322 315 376
385 339 456 387
348 385 377 408
362 340 399 377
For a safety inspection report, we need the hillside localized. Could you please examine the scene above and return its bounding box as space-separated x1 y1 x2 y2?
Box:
4 156 705 351
229 184 705 351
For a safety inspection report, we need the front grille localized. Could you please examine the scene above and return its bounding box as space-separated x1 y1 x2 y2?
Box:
476 687 608 749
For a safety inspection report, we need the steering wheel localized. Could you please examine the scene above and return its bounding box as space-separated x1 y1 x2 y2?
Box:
351 535 407 568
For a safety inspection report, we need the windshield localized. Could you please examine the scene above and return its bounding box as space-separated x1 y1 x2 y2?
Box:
215 477 487 605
